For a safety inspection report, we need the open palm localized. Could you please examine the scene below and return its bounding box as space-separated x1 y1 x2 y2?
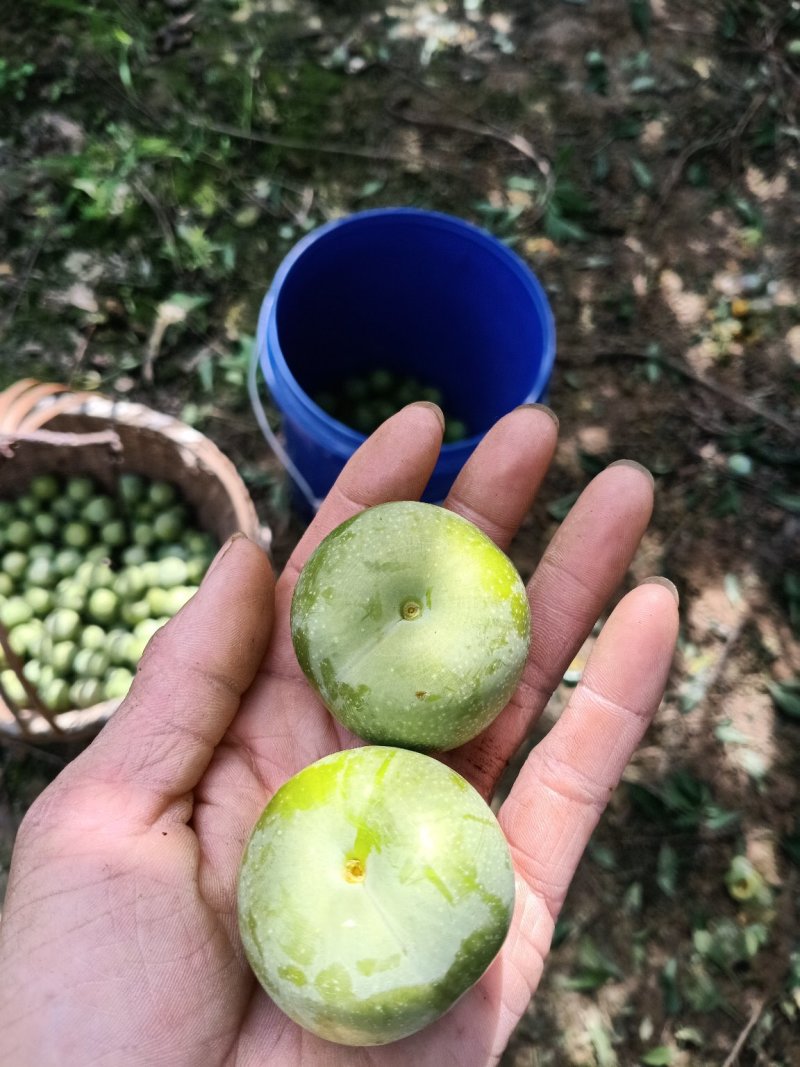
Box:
0 403 678 1067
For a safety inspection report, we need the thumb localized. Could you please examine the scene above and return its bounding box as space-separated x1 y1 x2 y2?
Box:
73 533 274 824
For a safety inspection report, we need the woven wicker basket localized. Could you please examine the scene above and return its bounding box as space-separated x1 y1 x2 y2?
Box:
0 380 269 743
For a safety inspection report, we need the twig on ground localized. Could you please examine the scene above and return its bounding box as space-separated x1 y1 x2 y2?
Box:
562 350 799 440
386 100 551 176
653 91 768 215
69 324 97 385
184 117 438 167
383 67 553 202
721 997 765 1067
695 609 750 710
132 178 178 261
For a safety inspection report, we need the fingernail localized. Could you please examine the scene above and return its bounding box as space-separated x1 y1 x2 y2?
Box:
608 458 654 487
516 403 559 429
641 576 679 605
409 400 445 432
206 531 249 579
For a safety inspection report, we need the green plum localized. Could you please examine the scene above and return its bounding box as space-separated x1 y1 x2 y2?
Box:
26 556 57 589
80 624 107 651
8 622 40 657
157 556 188 589
28 543 55 561
100 519 127 548
42 678 70 713
87 588 119 625
148 480 177 508
53 548 82 578
121 544 149 567
121 598 152 627
54 579 86 613
29 474 60 501
186 556 210 584
145 587 171 618
0 669 27 707
24 586 54 617
63 521 92 550
69 677 103 709
118 472 146 507
66 476 94 504
132 523 156 548
33 511 58 540
45 608 81 642
5 520 33 549
0 597 34 630
290 501 530 752
2 551 28 581
153 508 185 543
51 640 77 675
237 746 515 1046
133 618 164 642
104 667 134 701
81 494 117 526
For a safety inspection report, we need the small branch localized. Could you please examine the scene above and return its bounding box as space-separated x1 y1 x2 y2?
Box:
653 91 768 215
383 67 553 198
721 997 765 1067
562 350 800 440
70 323 97 384
386 100 551 177
693 610 750 711
132 178 178 260
185 117 428 167
0 621 61 734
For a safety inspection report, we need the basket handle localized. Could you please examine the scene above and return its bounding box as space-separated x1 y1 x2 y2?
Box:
247 343 322 515
0 621 62 736
0 380 70 432
0 429 123 455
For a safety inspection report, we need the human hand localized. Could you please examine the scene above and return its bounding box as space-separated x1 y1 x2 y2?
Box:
0 402 678 1066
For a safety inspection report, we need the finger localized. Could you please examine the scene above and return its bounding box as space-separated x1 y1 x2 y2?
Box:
69 535 275 823
443 404 558 550
282 400 444 580
499 579 679 918
266 401 444 675
448 460 654 796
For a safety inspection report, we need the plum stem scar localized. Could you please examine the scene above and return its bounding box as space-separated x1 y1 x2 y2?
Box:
401 600 422 621
344 858 366 883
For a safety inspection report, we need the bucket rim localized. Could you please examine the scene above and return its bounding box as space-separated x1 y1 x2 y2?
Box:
256 206 556 459
268 207 554 336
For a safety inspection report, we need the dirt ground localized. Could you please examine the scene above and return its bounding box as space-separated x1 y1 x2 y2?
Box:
1 1 799 1064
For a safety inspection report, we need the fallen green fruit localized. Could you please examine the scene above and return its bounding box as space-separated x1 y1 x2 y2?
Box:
290 501 530 751
237 746 515 1046
0 470 216 716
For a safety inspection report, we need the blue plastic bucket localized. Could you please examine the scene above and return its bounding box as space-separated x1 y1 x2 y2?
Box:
252 208 556 513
